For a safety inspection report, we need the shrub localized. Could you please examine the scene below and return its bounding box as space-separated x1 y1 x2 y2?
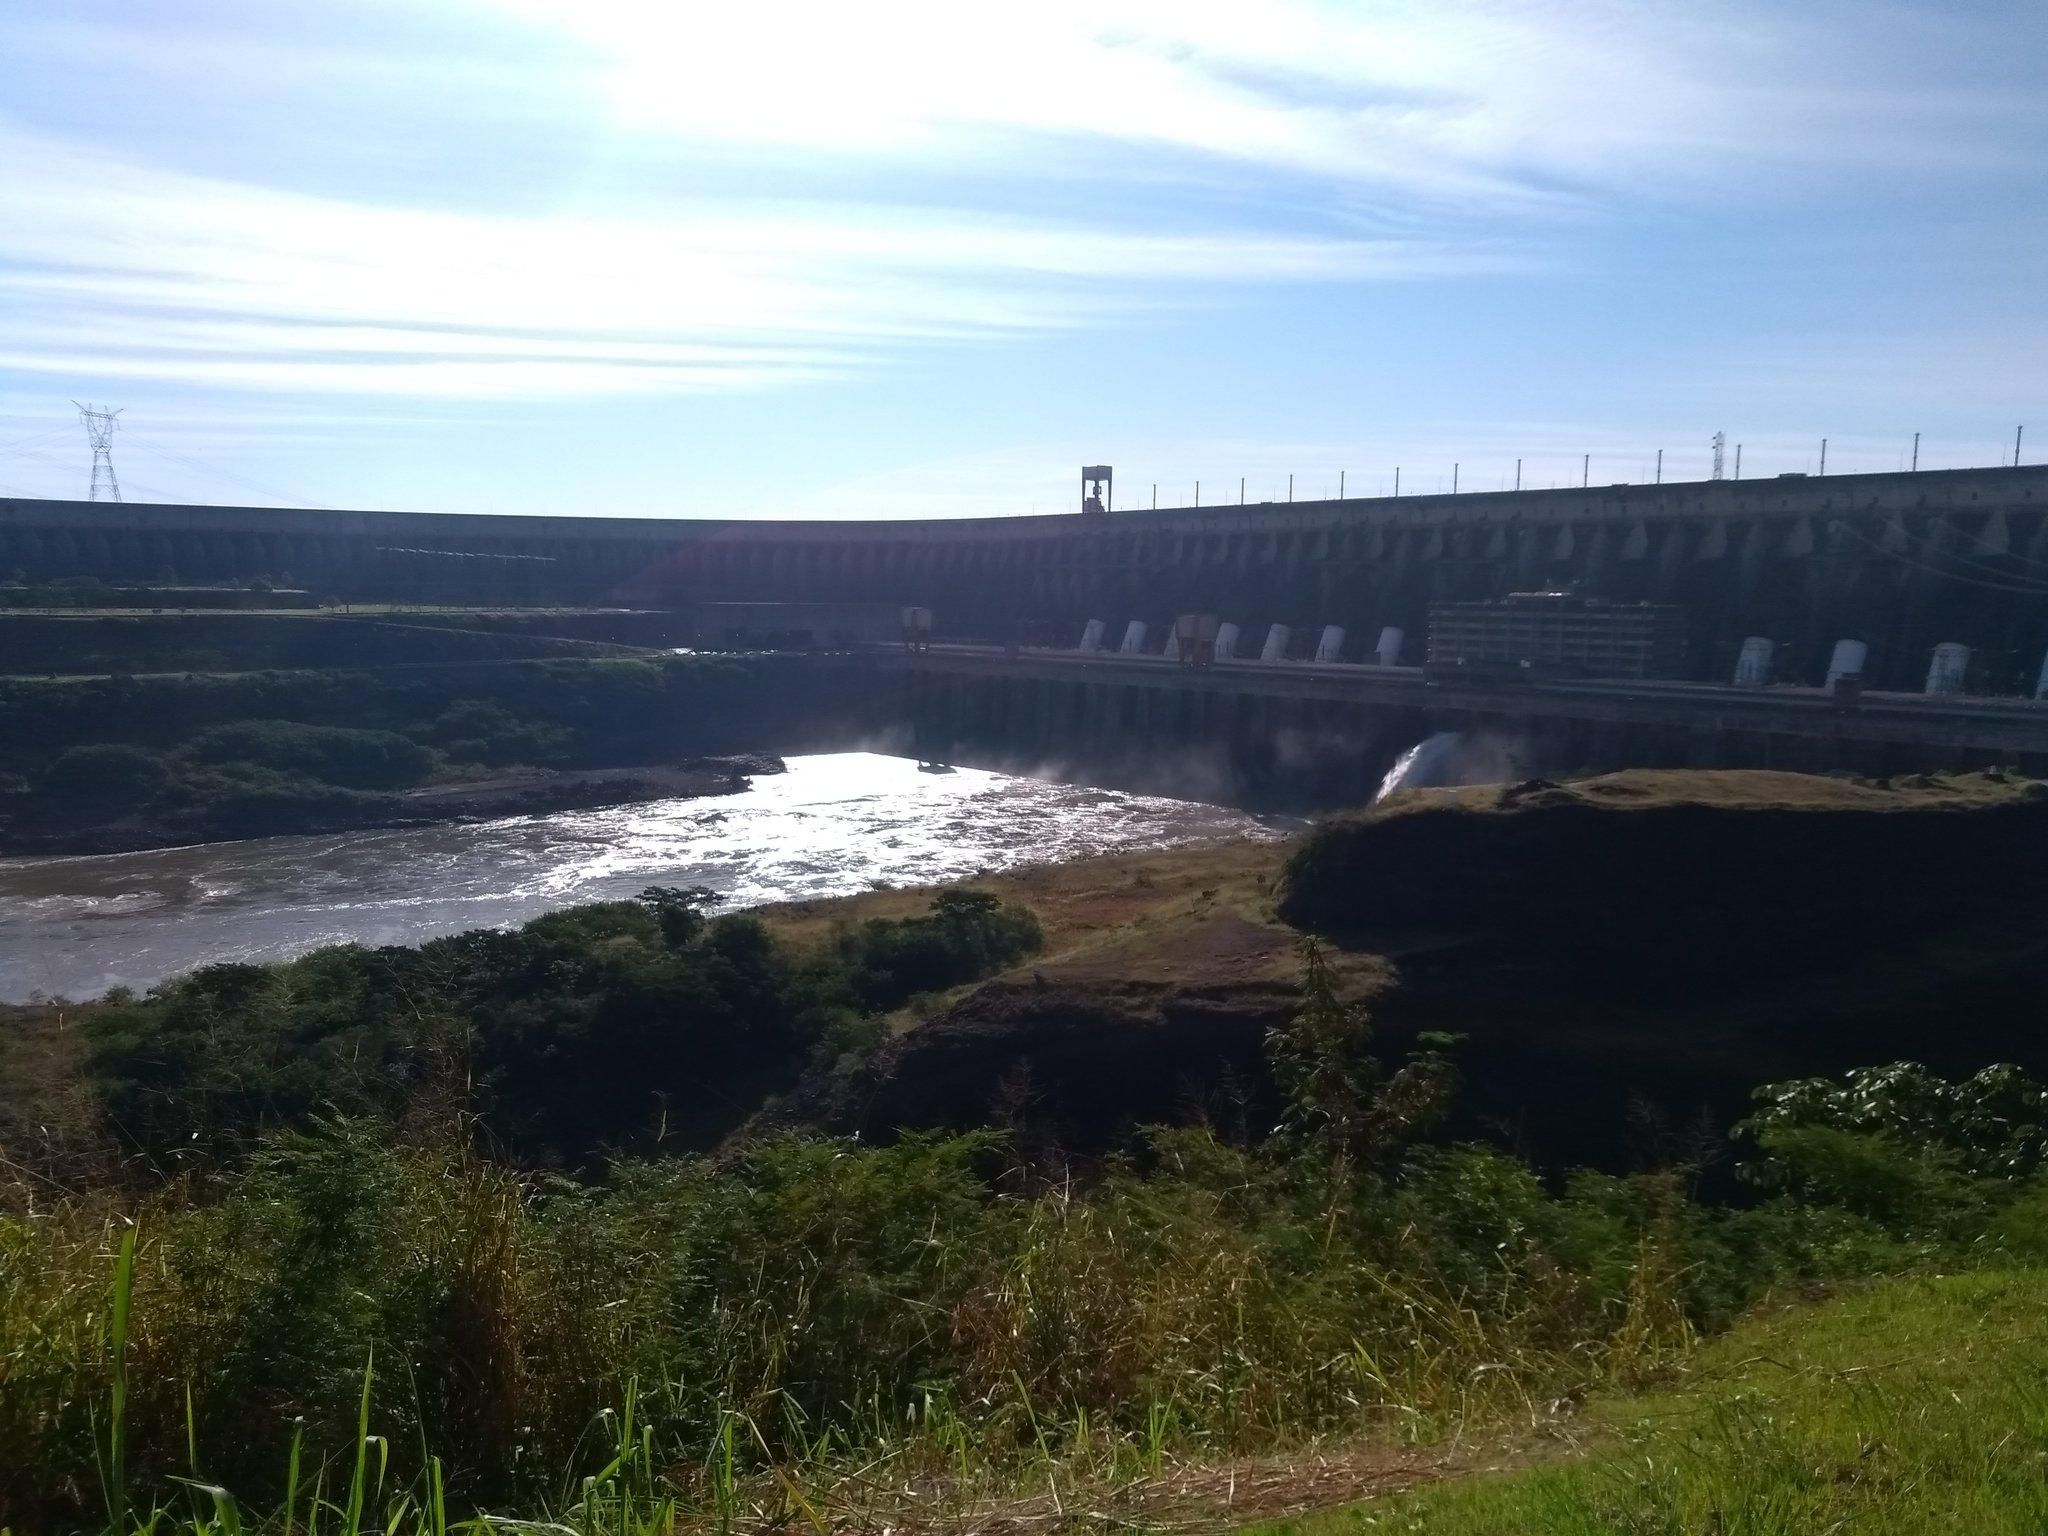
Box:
167 763 391 835
178 719 436 789
1266 936 1455 1179
1739 1060 2048 1181
426 698 572 766
831 888 1043 1010
34 742 172 801
85 954 457 1169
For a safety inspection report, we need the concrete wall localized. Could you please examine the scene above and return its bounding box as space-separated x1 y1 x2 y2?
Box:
9 463 2048 691
891 663 2048 810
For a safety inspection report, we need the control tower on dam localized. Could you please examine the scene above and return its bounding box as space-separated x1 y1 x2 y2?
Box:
6 463 2048 693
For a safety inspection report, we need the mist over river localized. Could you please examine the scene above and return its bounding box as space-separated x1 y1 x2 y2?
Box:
0 753 1287 1003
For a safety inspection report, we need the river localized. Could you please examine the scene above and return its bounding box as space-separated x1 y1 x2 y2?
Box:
0 752 1287 1002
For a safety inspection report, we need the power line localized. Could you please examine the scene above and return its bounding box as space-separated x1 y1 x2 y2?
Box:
0 442 211 508
1822 511 2048 588
0 425 77 459
1914 516 2048 581
120 428 328 510
1834 518 2048 597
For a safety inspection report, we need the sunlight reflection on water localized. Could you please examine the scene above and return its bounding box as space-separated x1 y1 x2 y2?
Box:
0 753 1286 1001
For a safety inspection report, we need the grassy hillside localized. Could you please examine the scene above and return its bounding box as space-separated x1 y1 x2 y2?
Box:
754 837 1294 1003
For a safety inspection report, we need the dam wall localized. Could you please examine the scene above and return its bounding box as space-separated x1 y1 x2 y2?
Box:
7 464 2048 692
884 655 2048 808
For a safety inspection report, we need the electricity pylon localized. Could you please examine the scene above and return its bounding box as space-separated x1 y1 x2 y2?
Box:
74 402 123 502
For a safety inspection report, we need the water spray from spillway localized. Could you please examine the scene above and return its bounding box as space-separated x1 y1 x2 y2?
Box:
1373 732 1465 802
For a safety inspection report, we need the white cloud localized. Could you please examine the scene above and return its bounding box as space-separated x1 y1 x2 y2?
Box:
491 0 2039 191
2 0 2039 405
0 120 1509 398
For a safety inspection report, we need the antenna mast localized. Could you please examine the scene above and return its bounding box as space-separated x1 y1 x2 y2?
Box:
75 402 123 502
1710 431 1726 481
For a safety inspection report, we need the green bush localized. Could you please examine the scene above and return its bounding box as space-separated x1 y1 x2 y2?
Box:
82 887 1044 1170
178 718 436 789
426 697 572 766
830 888 1043 1010
33 742 172 800
86 955 451 1170
1739 1060 2048 1181
0 653 840 793
165 763 393 835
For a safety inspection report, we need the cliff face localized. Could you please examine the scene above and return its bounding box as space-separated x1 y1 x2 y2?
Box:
1281 770 2048 960
767 771 2048 1172
762 913 1331 1151
1272 770 2048 1169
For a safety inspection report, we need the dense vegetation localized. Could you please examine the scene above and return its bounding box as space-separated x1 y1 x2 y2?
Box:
7 910 2048 1533
0 612 637 674
82 885 1043 1171
0 653 866 842
0 655 777 775
19 722 439 839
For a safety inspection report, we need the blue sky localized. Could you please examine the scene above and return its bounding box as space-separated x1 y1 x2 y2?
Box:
1 0 2043 518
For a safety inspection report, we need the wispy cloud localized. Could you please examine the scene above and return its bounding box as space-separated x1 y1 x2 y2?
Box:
2 0 2041 407
498 0 2043 189
0 117 1514 397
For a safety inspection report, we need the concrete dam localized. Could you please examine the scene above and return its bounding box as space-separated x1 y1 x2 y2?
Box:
8 465 2048 692
10 465 2048 795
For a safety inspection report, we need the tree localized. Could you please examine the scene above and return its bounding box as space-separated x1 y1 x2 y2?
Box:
931 888 1001 922
1266 937 1456 1183
1739 1061 2048 1186
637 884 725 947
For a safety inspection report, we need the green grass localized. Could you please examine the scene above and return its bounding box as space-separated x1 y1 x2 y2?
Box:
66 1265 2048 1535
1251 1268 2048 1535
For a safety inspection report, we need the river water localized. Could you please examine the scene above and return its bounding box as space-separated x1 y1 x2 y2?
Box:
0 752 1285 1002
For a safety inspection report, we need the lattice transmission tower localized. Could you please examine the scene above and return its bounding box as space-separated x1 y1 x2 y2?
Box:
75 401 123 502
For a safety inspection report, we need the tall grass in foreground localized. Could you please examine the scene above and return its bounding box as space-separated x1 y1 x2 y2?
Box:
0 1110 1995 1535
